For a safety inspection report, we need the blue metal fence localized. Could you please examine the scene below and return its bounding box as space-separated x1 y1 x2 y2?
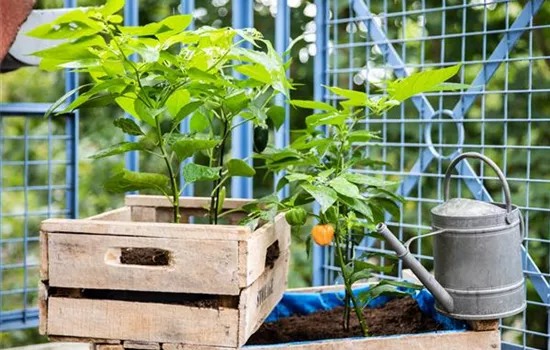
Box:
313 0 550 348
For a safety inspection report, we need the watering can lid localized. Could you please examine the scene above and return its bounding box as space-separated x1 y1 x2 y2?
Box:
432 198 506 217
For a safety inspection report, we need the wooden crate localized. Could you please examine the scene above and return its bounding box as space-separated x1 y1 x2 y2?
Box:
90 285 500 350
40 195 291 348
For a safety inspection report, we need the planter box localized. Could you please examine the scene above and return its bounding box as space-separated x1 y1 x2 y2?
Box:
39 195 291 348
89 285 499 350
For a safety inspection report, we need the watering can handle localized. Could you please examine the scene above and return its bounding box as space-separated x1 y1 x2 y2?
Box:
443 152 512 213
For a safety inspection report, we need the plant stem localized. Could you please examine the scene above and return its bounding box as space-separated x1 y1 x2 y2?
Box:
335 233 369 337
209 119 229 224
155 117 180 223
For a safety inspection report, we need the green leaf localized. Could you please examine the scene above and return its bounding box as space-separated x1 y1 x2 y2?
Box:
349 130 378 143
371 197 401 221
342 173 398 188
104 170 170 194
325 86 373 107
358 284 412 306
350 270 373 285
302 184 337 213
234 64 272 84
354 260 394 274
134 99 161 127
285 173 313 183
217 186 226 215
305 113 347 128
328 177 362 199
89 142 145 159
182 163 221 183
113 118 145 136
388 64 461 102
266 105 285 130
289 99 337 112
225 91 250 115
174 101 204 124
378 279 423 290
227 159 256 177
339 196 373 220
166 88 190 118
171 138 219 160
26 10 104 39
44 83 93 118
101 0 124 16
190 112 210 132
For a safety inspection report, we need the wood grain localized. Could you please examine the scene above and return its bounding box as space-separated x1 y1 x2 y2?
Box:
88 207 132 221
125 196 250 210
47 233 240 295
238 214 290 288
41 219 249 241
48 298 240 347
40 231 48 281
38 282 48 335
123 341 161 349
238 253 289 346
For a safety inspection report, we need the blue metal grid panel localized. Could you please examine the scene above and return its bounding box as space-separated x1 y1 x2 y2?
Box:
0 107 77 331
314 0 550 349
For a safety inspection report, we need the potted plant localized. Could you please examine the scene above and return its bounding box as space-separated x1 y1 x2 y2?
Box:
228 66 500 348
33 0 293 348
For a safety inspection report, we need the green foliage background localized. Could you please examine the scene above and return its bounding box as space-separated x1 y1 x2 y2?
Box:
1 0 549 348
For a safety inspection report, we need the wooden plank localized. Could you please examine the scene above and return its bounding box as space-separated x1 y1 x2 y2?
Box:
48 233 241 295
95 346 124 350
41 219 249 241
238 214 291 288
238 253 290 346
49 336 120 344
88 207 132 221
125 196 250 210
123 341 160 349
131 207 156 222
40 231 48 281
38 282 48 335
245 330 500 349
47 298 240 347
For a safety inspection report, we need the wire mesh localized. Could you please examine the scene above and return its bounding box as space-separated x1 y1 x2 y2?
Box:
314 0 550 349
0 106 76 331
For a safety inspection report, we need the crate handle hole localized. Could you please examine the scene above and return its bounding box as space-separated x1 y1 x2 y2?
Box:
265 240 280 269
105 247 172 266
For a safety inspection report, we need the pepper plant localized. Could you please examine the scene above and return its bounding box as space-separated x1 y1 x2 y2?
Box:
251 64 466 336
28 0 290 224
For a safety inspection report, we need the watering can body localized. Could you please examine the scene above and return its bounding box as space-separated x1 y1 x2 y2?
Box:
378 152 526 320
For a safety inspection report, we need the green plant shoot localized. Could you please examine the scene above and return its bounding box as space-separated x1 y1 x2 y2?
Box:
28 0 290 224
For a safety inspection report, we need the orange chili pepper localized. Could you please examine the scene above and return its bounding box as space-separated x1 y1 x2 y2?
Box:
311 224 334 246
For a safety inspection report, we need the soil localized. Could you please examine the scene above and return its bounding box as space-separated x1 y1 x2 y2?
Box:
120 248 170 266
247 296 443 345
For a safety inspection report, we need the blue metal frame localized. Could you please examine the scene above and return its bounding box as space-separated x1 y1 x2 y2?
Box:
124 0 140 174
231 0 254 199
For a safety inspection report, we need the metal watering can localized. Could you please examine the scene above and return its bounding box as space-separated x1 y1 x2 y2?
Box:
377 152 526 320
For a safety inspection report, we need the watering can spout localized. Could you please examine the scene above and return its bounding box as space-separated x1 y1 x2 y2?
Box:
376 223 455 313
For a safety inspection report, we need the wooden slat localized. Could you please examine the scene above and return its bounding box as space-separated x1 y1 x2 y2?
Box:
125 195 250 210
48 233 241 295
49 336 120 344
131 207 156 222
238 253 290 346
88 207 132 221
41 219 249 241
47 298 240 347
123 341 160 349
40 231 48 281
95 346 124 350
238 214 291 288
38 282 48 335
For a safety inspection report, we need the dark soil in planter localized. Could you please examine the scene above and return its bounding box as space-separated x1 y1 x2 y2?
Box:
120 248 170 266
247 296 443 345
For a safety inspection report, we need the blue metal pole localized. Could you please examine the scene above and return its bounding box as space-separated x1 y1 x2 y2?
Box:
124 0 139 174
231 0 254 199
312 0 329 287
180 0 195 197
64 0 78 219
274 0 290 198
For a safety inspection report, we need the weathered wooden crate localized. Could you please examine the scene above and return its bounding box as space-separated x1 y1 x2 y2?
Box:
88 285 500 350
39 195 291 348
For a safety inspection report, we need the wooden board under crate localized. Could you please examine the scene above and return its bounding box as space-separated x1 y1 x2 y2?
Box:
40 195 291 348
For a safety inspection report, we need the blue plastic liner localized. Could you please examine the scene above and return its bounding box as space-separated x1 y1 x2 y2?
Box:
264 286 467 331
